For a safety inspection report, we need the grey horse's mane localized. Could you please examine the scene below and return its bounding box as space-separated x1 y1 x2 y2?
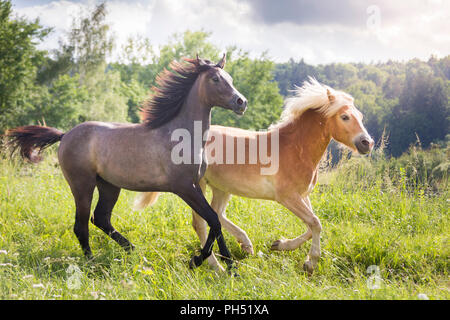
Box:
140 58 216 129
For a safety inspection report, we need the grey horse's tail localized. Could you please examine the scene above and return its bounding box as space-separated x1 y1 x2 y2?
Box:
4 125 64 163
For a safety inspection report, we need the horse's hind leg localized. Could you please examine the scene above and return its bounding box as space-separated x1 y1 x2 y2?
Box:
91 177 134 251
68 176 96 258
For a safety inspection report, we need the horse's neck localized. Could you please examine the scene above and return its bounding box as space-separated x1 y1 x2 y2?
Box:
278 110 331 168
169 82 212 136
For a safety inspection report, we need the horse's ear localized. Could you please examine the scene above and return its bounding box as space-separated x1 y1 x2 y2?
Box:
184 56 199 67
216 53 226 69
196 54 209 67
184 54 206 67
327 89 336 103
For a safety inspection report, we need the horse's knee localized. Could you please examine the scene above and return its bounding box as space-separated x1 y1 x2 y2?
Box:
309 216 322 233
91 214 109 230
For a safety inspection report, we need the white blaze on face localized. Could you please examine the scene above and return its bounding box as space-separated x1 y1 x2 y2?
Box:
218 68 233 85
350 105 369 137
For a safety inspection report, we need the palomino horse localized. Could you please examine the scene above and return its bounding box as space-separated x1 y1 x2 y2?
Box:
5 55 248 272
135 78 374 274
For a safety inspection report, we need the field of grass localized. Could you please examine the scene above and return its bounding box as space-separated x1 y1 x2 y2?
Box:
0 149 448 300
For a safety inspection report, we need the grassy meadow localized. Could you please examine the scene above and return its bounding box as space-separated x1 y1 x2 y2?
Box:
0 146 448 300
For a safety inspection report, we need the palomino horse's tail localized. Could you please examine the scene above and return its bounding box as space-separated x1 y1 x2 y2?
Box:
133 192 160 211
4 125 64 163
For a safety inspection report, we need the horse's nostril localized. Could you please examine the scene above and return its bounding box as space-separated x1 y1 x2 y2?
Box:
237 98 243 105
361 139 370 146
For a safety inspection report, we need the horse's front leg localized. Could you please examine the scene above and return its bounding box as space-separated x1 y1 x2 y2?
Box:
271 195 313 251
273 194 322 275
271 229 312 251
177 183 235 273
191 180 224 272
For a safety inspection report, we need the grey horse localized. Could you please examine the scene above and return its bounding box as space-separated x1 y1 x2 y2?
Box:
5 55 247 272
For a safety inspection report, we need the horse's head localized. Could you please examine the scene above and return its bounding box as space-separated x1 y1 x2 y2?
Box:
327 89 374 154
189 54 247 115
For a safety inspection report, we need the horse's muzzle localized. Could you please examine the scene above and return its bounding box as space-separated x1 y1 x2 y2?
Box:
354 134 374 154
232 95 248 115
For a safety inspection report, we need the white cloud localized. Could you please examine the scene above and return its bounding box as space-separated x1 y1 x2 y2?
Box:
105 1 155 45
11 0 450 64
13 0 85 50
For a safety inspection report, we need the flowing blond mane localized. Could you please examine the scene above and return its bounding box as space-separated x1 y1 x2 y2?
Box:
271 77 354 129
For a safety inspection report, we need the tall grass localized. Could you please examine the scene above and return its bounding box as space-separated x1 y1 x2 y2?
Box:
0 141 448 299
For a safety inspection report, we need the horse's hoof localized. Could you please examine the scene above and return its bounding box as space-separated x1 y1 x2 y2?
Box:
227 264 239 277
229 270 240 277
84 251 94 261
302 261 314 275
189 255 203 269
241 244 254 255
271 240 282 250
125 243 135 252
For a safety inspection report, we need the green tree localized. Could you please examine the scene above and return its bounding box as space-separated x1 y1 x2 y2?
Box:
388 60 449 156
274 58 316 95
112 30 221 122
111 35 154 123
59 3 128 124
212 50 283 130
0 0 50 131
67 2 113 81
31 74 88 129
155 30 220 78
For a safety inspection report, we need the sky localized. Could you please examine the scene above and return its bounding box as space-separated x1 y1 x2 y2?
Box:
10 0 450 64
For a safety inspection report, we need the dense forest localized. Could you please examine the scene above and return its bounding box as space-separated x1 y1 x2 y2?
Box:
1 2 448 157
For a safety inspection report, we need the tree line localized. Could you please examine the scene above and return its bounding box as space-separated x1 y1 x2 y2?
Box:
0 1 448 157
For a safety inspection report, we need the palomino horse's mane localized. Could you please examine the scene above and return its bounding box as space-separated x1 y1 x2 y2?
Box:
140 58 217 128
270 77 354 129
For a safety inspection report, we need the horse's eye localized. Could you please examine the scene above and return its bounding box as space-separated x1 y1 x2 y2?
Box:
212 77 219 83
341 114 350 121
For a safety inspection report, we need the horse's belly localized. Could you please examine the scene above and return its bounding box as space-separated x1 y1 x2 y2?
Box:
99 171 169 192
205 164 276 200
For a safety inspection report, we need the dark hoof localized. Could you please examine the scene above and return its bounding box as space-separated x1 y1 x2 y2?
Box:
226 260 239 277
227 267 239 277
124 243 135 252
84 251 94 260
302 261 314 276
229 271 239 277
189 255 203 269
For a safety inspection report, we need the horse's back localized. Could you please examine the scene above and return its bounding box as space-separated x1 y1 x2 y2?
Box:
59 121 133 158
209 125 259 139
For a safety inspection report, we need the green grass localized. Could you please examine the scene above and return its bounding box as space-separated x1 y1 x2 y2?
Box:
0 155 448 300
